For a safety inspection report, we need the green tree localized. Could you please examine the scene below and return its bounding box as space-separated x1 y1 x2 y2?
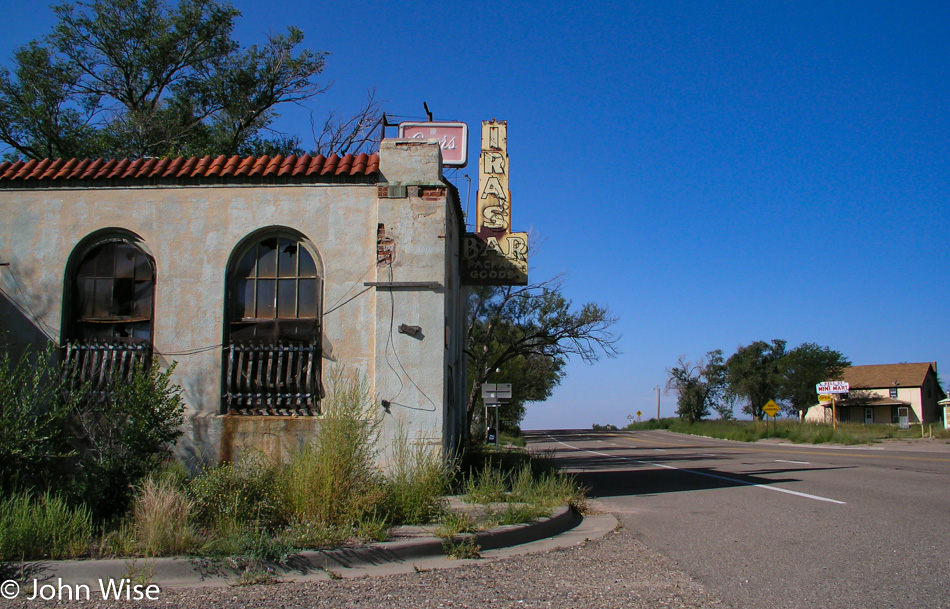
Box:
778 342 850 417
725 339 787 419
667 350 731 423
471 350 566 436
465 278 620 440
0 0 377 160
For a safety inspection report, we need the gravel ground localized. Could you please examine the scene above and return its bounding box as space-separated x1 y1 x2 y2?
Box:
0 522 723 609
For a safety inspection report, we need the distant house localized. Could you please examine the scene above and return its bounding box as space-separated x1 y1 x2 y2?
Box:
805 363 944 425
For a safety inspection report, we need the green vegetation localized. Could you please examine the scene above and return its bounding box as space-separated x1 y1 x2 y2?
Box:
0 350 582 564
624 418 950 444
465 278 620 441
0 347 184 523
433 445 585 561
383 432 451 525
458 446 586 514
0 0 381 160
666 350 730 422
75 362 186 522
0 491 92 561
666 339 852 421
0 346 83 495
498 432 527 448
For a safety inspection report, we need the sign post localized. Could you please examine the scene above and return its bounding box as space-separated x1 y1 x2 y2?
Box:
481 383 513 445
763 399 780 438
817 381 850 431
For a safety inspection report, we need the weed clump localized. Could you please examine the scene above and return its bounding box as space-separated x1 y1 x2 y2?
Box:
0 491 92 560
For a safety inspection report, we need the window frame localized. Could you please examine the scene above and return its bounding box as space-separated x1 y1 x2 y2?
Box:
63 231 156 346
222 230 325 415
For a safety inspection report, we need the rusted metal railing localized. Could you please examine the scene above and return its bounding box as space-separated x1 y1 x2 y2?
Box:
62 339 151 392
225 341 321 415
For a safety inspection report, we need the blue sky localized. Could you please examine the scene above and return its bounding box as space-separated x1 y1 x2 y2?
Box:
2 1 948 428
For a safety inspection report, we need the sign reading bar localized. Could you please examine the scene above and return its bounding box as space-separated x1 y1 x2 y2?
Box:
462 120 529 286
398 122 468 167
817 381 850 395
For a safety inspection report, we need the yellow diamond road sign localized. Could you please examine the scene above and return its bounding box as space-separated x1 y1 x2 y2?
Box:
763 400 780 417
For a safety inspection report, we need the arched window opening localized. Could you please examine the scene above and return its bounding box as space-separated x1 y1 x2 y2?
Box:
63 236 155 390
224 234 323 415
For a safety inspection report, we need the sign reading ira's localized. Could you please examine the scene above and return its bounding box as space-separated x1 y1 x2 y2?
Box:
462 119 529 286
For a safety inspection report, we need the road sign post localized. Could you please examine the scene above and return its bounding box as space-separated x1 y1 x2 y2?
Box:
482 383 513 445
762 399 780 438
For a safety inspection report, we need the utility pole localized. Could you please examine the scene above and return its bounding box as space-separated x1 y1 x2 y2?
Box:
656 385 661 420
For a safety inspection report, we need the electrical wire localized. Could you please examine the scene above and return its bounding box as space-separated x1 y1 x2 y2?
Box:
324 286 372 316
382 261 438 412
324 259 378 315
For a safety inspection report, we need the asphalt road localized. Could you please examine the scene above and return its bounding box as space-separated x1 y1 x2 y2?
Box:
527 429 950 609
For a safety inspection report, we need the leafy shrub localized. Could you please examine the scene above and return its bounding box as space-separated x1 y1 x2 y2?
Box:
73 362 186 521
278 372 383 528
382 433 449 525
0 347 81 495
0 491 92 560
463 466 509 503
188 452 283 529
198 520 296 562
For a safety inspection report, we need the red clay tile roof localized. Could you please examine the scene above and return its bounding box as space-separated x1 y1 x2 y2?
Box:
842 363 936 389
0 153 379 183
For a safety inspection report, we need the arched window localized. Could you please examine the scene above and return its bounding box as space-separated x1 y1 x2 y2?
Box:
224 233 323 415
63 234 155 388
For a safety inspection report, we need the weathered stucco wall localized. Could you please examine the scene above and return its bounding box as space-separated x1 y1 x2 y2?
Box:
0 139 466 468
373 139 460 465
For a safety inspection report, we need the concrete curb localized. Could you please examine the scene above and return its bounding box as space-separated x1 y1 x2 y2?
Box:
2 505 588 589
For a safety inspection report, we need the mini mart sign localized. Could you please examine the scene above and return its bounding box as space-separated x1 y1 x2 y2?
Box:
816 381 850 395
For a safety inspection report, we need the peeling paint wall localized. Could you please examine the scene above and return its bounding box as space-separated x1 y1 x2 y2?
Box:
0 139 466 468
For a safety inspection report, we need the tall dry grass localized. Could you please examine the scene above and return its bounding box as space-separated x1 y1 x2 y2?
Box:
132 476 196 556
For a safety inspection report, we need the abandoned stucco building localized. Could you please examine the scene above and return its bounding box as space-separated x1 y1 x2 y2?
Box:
0 138 467 466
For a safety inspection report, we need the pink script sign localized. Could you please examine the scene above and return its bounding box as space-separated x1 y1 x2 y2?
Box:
398 122 468 167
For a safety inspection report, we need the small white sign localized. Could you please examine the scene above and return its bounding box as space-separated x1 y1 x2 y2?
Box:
817 381 850 395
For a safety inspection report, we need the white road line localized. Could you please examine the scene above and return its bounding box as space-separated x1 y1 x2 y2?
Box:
549 436 846 505
775 459 810 465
